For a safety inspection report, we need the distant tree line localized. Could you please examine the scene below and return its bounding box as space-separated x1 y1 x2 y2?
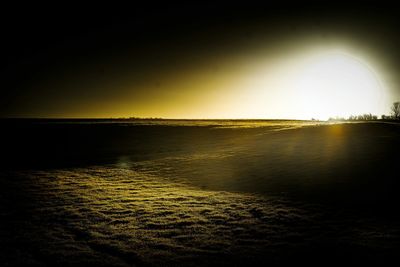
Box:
348 114 378 121
328 114 378 122
328 102 400 122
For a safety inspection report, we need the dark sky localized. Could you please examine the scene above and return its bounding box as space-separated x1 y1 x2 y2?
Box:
1 2 399 118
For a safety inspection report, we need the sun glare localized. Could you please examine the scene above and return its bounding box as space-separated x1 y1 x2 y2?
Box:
289 52 386 120
204 49 389 121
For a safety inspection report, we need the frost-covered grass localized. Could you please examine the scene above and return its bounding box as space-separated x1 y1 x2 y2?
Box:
1 165 399 266
1 122 400 266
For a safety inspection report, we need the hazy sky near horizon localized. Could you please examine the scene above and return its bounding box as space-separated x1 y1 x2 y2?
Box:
1 3 400 119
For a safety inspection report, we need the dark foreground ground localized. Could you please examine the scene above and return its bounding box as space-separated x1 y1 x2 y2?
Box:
0 120 399 266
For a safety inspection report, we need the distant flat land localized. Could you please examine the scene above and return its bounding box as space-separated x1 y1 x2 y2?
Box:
1 120 399 266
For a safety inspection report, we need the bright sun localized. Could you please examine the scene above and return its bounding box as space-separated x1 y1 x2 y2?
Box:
290 52 386 120
215 50 388 121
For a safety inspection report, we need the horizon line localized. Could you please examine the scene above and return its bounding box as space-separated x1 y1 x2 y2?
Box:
0 117 322 121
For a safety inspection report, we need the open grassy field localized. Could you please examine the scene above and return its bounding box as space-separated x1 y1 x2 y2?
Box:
1 120 399 266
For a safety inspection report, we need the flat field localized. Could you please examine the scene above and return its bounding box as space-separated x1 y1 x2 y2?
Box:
1 120 399 266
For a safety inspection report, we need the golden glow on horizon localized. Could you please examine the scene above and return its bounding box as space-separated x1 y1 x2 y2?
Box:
286 51 387 120
173 49 389 121
32 46 392 120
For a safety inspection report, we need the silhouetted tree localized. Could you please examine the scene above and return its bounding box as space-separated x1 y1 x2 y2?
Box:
391 102 400 120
